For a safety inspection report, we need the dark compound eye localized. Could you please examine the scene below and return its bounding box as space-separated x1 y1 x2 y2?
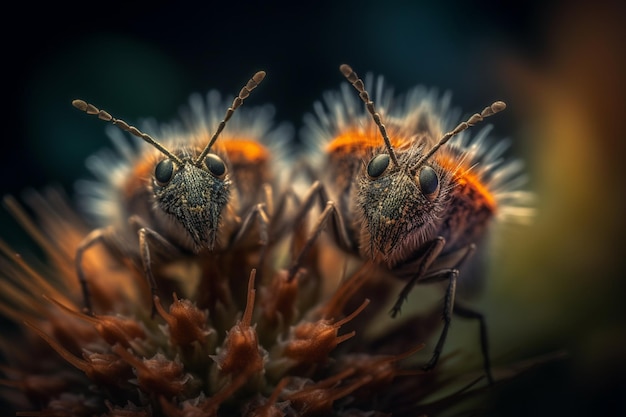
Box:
418 166 440 198
204 153 226 178
154 158 174 185
367 154 390 178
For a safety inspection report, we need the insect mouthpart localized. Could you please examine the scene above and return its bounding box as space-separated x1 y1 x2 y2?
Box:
357 168 436 267
153 161 231 251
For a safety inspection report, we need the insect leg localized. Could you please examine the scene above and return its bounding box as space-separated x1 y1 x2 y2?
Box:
129 216 179 317
453 303 494 385
270 187 302 239
232 182 296 249
286 199 344 281
390 237 446 318
281 179 355 283
420 268 457 374
75 226 115 315
290 180 352 252
230 203 270 248
415 244 487 380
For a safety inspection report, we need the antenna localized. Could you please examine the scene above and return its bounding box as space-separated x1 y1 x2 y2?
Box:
339 64 399 166
72 70 267 166
72 99 183 165
194 71 266 164
413 101 507 169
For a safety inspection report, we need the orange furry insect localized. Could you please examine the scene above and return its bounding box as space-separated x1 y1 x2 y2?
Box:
72 70 294 317
292 64 534 383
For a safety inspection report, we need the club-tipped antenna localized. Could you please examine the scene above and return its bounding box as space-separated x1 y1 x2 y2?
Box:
340 64 399 167
72 99 184 165
194 71 266 165
413 101 507 169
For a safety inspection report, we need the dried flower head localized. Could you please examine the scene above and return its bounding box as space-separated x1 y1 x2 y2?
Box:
0 185 559 416
0 78 553 417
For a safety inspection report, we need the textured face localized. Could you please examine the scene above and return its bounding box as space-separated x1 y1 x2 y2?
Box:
152 154 231 251
355 150 450 268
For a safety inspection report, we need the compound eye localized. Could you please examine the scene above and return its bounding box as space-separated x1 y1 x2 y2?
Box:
154 158 174 185
418 166 440 199
204 153 226 178
367 154 390 178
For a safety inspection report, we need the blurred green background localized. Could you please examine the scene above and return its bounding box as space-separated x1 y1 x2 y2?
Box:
3 0 625 415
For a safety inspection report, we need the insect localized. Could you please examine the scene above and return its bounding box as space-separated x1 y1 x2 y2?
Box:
292 64 534 383
72 70 294 317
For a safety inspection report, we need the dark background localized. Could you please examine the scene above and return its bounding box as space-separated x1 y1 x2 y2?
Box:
2 0 625 415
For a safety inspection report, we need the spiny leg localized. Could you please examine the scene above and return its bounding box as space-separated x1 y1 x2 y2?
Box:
75 226 115 315
286 200 345 282
270 186 303 240
283 178 356 283
129 216 179 318
290 180 352 253
421 268 458 374
415 244 478 376
390 237 446 318
231 203 270 248
229 202 271 275
231 181 299 249
454 303 494 385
